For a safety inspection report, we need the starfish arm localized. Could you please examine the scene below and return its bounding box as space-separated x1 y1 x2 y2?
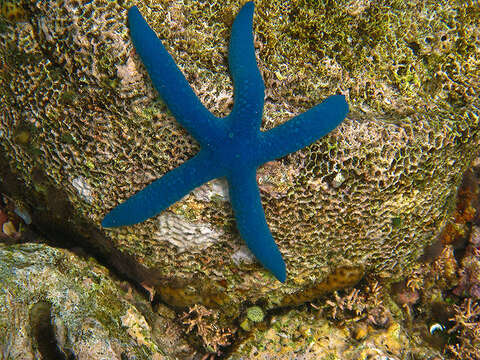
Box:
228 2 265 134
257 95 348 163
102 150 222 228
227 168 286 282
127 7 225 144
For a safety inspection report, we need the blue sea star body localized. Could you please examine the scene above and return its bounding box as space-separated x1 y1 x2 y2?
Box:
102 2 349 282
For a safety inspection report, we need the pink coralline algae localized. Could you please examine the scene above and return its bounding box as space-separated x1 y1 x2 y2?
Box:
453 226 480 299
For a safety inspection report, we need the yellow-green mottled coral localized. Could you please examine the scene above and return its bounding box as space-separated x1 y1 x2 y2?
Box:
229 308 443 359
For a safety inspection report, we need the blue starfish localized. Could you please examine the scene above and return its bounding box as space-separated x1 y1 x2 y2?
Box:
102 2 348 282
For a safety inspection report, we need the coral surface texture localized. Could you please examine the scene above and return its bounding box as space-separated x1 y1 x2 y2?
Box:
0 0 479 316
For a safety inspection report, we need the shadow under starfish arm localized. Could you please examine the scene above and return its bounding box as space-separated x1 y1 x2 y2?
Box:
227 167 287 282
258 95 349 163
102 151 224 228
127 6 225 144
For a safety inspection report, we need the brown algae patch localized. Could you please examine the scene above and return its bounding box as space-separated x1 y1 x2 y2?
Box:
282 266 364 306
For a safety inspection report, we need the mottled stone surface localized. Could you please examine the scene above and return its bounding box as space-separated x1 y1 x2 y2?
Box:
228 308 443 360
0 0 479 317
0 242 195 359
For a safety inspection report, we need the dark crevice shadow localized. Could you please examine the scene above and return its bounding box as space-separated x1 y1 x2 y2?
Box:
0 150 159 300
29 301 73 360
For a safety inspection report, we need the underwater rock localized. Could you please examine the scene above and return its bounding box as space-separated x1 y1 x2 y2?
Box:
0 242 195 359
227 307 443 359
0 0 479 314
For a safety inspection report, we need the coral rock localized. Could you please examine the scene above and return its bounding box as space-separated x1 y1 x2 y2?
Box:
0 0 479 314
0 243 195 359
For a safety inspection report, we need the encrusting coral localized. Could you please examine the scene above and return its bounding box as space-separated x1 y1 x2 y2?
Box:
387 161 480 360
0 0 478 317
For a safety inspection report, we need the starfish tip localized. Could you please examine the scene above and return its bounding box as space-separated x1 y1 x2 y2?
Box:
127 5 139 16
266 256 287 283
101 211 122 228
327 94 349 117
101 215 114 228
275 267 287 283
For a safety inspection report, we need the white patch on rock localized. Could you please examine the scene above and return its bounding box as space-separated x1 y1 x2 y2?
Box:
232 245 256 265
14 205 32 225
117 55 144 88
72 176 93 203
154 213 222 253
192 178 229 202
331 171 346 188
